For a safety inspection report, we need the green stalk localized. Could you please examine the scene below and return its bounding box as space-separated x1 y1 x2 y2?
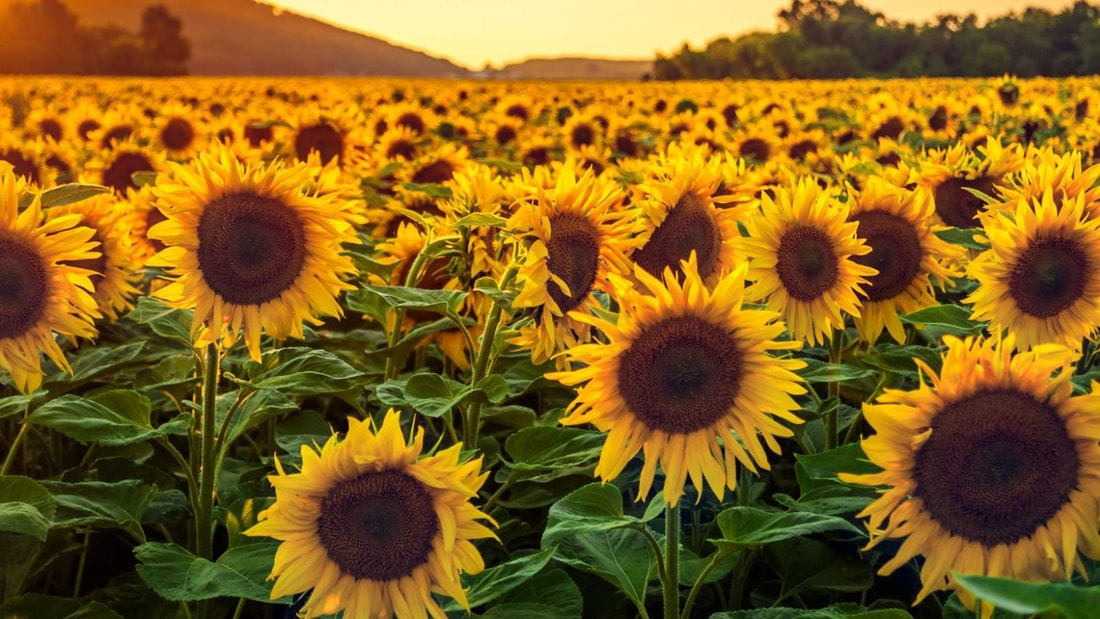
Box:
664 502 681 619
463 266 517 447
0 422 29 476
681 550 731 619
384 234 435 380
825 331 843 451
195 343 220 562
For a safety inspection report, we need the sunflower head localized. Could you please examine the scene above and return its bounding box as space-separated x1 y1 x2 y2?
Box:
246 409 495 619
842 334 1100 612
550 257 807 505
742 178 876 346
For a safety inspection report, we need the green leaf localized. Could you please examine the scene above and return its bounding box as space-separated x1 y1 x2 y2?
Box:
134 542 278 602
442 549 555 612
0 394 29 420
47 342 147 388
126 297 194 347
859 344 942 380
795 444 879 495
502 427 604 483
0 594 125 619
798 359 878 383
40 480 158 542
899 305 984 336
710 606 911 618
0 476 56 541
495 568 582 619
711 506 862 552
403 372 469 417
553 528 656 610
28 391 188 446
934 227 990 250
542 483 659 549
454 212 508 228
399 181 454 199
38 183 111 208
247 347 366 396
219 388 298 446
475 374 510 404
953 573 1100 619
350 284 466 319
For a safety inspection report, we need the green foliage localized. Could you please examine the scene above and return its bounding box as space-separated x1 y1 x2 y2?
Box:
953 574 1100 619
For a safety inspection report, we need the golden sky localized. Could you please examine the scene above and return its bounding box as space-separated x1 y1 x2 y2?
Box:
259 0 1077 68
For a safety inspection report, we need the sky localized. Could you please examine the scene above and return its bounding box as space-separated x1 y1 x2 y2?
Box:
259 0 1078 69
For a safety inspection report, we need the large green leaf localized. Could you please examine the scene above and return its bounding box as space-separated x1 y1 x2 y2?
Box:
442 548 555 612
134 542 281 602
711 506 862 552
953 573 1100 619
798 359 878 383
0 594 124 618
126 297 194 348
493 568 582 619
246 347 366 396
553 528 656 611
46 342 147 388
401 372 506 418
710 606 911 618
40 480 158 542
38 183 111 208
27 391 188 446
899 304 985 337
0 476 56 541
542 483 660 549
501 427 604 483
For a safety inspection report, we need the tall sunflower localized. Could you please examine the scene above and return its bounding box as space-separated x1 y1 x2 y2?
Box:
0 165 100 393
246 409 495 619
841 335 1100 613
846 178 962 343
508 161 636 366
549 259 807 505
967 190 1100 351
147 144 360 360
742 178 876 346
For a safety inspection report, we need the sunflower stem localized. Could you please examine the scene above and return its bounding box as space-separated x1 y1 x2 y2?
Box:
0 421 29 476
464 266 517 447
826 331 843 450
196 344 220 563
664 502 681 619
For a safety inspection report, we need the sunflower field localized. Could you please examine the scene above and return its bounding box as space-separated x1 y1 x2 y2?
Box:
4 75 1100 619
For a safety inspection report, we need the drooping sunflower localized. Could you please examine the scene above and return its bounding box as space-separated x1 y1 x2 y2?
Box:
49 195 143 322
0 165 100 393
246 409 496 619
846 177 962 344
742 178 876 346
841 335 1100 613
967 190 1100 351
508 161 636 366
147 143 360 360
549 259 807 505
629 144 749 286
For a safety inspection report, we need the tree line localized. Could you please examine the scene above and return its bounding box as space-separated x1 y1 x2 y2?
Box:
655 0 1100 79
0 0 190 75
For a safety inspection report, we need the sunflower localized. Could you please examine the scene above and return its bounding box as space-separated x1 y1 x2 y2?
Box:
549 258 806 505
841 335 1100 613
0 164 100 393
49 195 143 322
147 143 360 360
846 178 962 343
508 161 635 366
630 144 748 286
87 140 165 197
915 139 1024 229
742 178 876 346
966 190 1100 351
246 409 495 619
153 103 205 159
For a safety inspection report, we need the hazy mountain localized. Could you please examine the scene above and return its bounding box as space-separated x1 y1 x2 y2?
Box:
0 0 468 76
488 57 654 80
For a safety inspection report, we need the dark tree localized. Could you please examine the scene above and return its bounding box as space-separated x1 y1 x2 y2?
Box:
140 4 191 76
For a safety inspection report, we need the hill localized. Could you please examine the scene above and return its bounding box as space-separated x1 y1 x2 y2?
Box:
490 57 654 80
0 0 468 76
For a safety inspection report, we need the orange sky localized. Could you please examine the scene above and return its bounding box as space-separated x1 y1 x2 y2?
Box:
259 0 1077 68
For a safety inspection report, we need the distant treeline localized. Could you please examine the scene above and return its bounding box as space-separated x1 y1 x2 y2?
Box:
655 0 1100 79
0 0 189 75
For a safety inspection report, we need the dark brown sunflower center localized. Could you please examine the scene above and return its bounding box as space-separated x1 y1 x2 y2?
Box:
739 138 770 162
933 176 998 229
633 194 722 281
571 124 595 148
546 213 601 313
411 160 456 185
1008 238 1089 319
77 119 101 141
929 106 948 131
0 150 39 185
617 315 743 434
913 389 1079 546
101 125 133 149
0 233 49 339
39 118 63 141
495 125 517 146
396 112 425 135
775 224 839 301
317 470 439 582
294 124 343 164
196 192 306 305
851 210 923 301
161 118 195 152
244 123 273 147
103 153 154 195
